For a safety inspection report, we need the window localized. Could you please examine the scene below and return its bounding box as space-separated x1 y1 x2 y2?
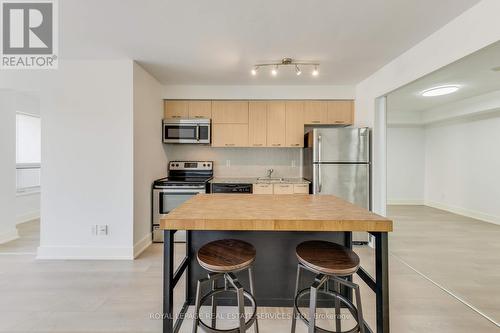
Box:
16 113 41 192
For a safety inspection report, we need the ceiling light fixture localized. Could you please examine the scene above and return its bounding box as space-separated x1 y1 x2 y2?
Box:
250 58 319 77
421 85 460 97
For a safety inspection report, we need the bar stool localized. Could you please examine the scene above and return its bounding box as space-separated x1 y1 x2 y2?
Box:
193 239 259 333
291 241 365 333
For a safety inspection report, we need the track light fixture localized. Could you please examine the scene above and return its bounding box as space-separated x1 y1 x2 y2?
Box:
251 58 319 77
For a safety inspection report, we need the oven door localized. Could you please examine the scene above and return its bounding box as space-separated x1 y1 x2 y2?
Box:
163 122 211 144
153 187 205 242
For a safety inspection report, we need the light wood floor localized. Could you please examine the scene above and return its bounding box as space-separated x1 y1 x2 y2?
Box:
0 207 498 332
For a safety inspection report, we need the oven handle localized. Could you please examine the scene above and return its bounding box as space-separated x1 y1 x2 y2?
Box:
196 125 200 141
154 189 205 194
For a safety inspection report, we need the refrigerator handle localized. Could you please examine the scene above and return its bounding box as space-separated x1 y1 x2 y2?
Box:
318 134 322 193
318 134 322 163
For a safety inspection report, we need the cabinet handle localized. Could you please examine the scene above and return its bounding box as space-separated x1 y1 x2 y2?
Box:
334 121 344 124
290 143 300 146
172 115 181 118
195 116 204 118
253 144 263 146
225 144 235 146
271 144 281 146
311 120 320 123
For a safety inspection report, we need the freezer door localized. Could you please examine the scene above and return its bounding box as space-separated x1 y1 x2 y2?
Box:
312 127 370 163
313 163 369 209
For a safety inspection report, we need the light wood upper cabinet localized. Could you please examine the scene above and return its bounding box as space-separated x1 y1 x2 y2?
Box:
188 101 212 119
267 101 286 147
164 100 188 118
327 100 354 125
303 101 328 124
212 124 248 147
212 101 248 124
285 101 304 147
248 101 267 147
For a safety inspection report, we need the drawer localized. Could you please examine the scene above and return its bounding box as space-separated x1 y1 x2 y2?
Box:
293 184 309 194
253 183 273 194
273 183 294 194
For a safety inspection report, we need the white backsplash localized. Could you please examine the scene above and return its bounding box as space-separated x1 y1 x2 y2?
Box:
164 145 302 178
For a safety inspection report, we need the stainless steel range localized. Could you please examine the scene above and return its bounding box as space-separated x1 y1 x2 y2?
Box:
152 161 213 242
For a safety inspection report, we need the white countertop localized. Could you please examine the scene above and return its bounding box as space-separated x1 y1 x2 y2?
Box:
209 177 310 184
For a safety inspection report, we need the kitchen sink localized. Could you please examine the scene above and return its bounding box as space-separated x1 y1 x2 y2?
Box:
256 177 285 183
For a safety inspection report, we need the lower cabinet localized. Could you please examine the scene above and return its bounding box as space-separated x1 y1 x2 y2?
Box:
252 183 310 194
293 184 309 194
253 183 273 194
273 184 294 194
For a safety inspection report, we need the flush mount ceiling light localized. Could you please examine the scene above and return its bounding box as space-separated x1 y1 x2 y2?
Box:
421 85 460 97
251 58 319 77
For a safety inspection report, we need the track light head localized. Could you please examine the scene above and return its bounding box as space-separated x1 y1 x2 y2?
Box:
295 65 302 76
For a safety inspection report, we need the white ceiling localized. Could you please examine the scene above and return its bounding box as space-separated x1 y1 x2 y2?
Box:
60 0 481 85
387 40 500 114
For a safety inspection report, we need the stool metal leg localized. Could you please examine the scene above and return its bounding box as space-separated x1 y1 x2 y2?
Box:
334 280 341 332
308 283 318 333
248 267 259 333
192 279 203 333
291 264 302 333
211 278 217 329
226 273 247 333
354 284 365 333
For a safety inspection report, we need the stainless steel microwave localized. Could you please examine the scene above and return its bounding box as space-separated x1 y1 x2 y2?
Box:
162 118 211 144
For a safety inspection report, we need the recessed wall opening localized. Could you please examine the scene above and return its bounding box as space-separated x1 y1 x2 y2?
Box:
384 40 500 327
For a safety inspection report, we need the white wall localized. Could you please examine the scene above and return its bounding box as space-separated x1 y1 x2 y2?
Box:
162 85 355 100
166 145 302 178
386 126 425 204
0 92 18 243
132 62 166 257
355 0 500 215
35 60 135 259
424 113 500 224
16 192 40 224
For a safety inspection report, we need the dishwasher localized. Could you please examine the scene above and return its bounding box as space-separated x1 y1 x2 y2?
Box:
211 183 253 193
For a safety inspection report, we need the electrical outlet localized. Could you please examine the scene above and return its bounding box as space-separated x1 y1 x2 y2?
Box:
225 159 231 167
291 160 296 168
94 224 109 236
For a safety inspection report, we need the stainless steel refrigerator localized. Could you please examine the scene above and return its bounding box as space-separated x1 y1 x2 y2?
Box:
303 127 371 243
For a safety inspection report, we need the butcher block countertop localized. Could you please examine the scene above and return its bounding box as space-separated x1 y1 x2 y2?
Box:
160 194 393 232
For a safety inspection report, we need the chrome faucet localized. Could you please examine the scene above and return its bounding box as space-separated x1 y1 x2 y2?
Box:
266 169 274 178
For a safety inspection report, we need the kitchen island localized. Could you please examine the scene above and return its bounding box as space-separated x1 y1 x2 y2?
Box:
160 194 393 333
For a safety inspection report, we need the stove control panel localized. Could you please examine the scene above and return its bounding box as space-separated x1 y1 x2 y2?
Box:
169 161 213 171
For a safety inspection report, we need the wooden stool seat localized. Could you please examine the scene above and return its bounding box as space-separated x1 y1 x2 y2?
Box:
296 240 360 276
197 239 256 273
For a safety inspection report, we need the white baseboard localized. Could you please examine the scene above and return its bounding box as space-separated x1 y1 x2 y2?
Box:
0 228 20 244
16 211 40 224
36 245 135 260
425 201 500 226
387 199 425 205
133 233 152 258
